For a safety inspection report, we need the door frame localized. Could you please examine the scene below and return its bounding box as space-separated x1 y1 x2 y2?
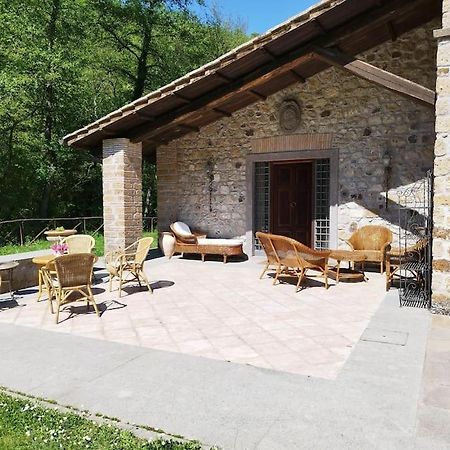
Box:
246 149 339 256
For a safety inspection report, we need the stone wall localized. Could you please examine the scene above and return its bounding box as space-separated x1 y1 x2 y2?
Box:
157 20 437 248
433 0 450 307
103 138 143 253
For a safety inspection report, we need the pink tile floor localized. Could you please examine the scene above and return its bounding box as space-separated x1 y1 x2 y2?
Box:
0 256 386 379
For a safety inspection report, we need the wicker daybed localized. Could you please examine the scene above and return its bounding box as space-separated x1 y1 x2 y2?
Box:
170 221 244 263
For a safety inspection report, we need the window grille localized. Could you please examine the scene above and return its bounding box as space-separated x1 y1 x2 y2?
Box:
314 159 330 249
254 162 270 251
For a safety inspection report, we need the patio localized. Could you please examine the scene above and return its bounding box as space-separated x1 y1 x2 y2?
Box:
0 255 386 380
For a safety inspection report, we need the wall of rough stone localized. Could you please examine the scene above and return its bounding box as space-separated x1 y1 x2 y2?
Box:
432 0 450 307
157 20 438 248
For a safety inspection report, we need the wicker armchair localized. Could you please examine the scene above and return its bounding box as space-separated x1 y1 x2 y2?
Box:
347 225 393 273
385 238 428 291
49 253 99 324
61 234 95 254
105 237 153 297
258 232 330 292
256 232 280 282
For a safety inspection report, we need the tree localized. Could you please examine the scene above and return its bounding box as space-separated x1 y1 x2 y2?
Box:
0 0 249 234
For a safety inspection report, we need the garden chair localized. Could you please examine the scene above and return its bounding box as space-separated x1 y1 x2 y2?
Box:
256 232 281 282
267 234 330 292
49 253 99 324
61 234 95 254
105 237 153 297
347 225 393 273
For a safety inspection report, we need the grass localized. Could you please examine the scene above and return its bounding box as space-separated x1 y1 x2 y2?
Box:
0 390 202 450
0 231 158 257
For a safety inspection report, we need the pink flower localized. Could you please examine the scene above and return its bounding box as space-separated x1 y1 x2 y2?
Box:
51 243 69 255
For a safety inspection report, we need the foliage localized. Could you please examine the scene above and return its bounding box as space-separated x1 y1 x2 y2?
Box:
0 231 158 256
0 0 249 227
0 390 203 449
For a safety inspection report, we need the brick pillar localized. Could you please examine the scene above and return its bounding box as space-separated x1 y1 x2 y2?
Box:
156 146 178 230
433 3 450 306
102 138 142 253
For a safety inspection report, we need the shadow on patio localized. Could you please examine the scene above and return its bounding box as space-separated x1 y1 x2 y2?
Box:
0 255 386 380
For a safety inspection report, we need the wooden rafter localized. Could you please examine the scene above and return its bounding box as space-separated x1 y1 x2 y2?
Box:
248 90 267 100
127 0 436 144
134 110 155 120
63 0 440 150
313 47 435 107
128 52 316 142
213 108 232 117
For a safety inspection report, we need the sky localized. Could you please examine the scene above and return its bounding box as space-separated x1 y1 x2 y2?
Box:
192 0 318 35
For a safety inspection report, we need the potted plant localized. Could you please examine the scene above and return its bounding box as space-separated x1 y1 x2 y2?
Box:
44 226 77 242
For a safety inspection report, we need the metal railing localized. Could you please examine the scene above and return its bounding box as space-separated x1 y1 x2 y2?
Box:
0 216 157 247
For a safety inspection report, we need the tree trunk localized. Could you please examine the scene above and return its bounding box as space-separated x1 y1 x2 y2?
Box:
132 27 151 100
39 0 61 217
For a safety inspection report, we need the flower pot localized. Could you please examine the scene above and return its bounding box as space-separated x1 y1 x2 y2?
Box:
159 232 175 258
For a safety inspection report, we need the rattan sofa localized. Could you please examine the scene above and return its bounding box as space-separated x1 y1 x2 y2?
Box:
170 221 244 263
256 232 330 291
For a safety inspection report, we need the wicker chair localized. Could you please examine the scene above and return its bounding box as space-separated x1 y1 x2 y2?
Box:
61 234 95 254
170 221 244 263
259 233 330 292
385 238 428 291
105 237 153 297
346 225 393 273
256 232 280 282
49 253 99 324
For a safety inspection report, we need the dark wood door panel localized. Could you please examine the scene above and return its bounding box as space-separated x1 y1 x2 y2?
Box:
271 161 313 246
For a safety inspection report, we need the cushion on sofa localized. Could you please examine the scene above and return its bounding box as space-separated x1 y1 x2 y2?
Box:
197 238 243 247
172 221 192 238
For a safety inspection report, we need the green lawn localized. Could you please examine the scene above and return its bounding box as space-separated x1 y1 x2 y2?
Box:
0 390 202 450
0 231 158 257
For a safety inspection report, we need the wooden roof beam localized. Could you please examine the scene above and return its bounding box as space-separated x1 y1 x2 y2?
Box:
215 71 234 83
134 109 155 121
178 124 200 132
386 21 398 41
313 47 435 107
290 70 306 83
173 91 191 104
128 52 316 142
213 108 232 117
248 90 267 100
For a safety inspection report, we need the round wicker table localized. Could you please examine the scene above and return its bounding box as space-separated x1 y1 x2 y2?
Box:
329 249 367 283
32 255 56 301
0 261 19 299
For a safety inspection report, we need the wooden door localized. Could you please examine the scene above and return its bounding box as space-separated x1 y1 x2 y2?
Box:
270 161 313 246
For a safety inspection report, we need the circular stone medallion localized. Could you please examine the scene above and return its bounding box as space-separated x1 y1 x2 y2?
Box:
279 99 301 132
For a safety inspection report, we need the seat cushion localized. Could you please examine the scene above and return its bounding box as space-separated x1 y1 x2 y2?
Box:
197 238 243 247
172 221 192 238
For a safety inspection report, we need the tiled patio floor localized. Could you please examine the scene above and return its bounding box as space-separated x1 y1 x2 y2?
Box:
0 255 386 379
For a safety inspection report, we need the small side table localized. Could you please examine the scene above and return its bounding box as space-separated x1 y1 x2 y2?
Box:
329 250 367 283
32 255 56 301
0 261 19 299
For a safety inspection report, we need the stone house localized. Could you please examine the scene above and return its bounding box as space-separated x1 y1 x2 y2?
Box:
64 0 450 306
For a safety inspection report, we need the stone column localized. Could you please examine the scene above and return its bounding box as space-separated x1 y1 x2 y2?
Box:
433 3 450 307
102 138 143 254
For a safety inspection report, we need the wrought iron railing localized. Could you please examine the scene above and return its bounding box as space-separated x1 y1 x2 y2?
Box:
397 171 432 308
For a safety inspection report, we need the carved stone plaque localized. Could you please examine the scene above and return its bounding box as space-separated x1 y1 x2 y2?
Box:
279 99 301 132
